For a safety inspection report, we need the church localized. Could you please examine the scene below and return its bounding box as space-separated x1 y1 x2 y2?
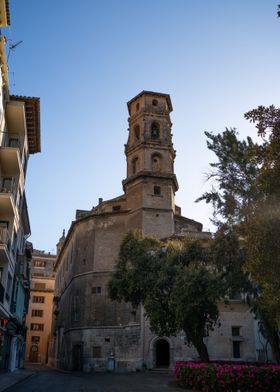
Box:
52 91 261 371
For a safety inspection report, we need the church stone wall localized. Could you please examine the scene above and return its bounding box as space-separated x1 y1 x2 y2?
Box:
58 324 142 372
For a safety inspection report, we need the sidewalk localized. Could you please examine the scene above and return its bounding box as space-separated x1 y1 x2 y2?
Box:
0 368 35 392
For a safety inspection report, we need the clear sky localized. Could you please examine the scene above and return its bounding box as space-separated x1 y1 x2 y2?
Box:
5 0 280 252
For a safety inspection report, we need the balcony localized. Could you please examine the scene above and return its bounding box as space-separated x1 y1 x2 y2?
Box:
0 227 11 264
0 132 24 175
0 176 17 217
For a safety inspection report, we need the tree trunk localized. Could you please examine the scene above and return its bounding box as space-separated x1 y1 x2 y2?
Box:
261 313 280 363
190 335 210 363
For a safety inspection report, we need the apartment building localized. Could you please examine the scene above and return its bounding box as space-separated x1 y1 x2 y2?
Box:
0 0 41 370
25 250 56 364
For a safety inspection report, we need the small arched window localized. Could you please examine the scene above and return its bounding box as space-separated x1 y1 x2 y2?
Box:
132 157 139 174
152 99 158 106
151 122 159 139
151 153 161 172
134 125 140 141
136 102 140 111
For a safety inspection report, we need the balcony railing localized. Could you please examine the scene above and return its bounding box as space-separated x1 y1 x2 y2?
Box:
0 176 17 199
0 131 23 158
0 227 11 248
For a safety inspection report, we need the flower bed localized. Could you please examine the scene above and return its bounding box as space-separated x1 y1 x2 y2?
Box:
174 361 280 391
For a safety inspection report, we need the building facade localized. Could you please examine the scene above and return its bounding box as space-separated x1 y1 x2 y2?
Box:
0 0 41 371
53 91 258 372
25 250 56 364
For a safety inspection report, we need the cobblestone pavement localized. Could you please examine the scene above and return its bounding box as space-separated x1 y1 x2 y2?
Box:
4 366 183 392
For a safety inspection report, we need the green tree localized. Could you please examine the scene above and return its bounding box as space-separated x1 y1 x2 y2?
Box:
244 106 280 362
108 231 224 362
198 110 280 362
196 127 260 226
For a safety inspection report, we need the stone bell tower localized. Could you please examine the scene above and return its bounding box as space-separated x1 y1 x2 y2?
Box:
123 91 178 238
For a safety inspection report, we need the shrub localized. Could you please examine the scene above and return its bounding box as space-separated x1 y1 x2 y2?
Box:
174 361 280 391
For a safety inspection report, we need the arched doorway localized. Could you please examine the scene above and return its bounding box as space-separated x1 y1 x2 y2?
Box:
155 339 170 367
29 345 39 363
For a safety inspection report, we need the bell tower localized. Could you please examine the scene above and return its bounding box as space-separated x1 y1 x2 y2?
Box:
123 91 178 238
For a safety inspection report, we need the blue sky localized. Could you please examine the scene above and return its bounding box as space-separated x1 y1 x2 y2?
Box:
5 0 280 252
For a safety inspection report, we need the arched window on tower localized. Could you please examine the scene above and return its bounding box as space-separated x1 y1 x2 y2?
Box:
151 153 162 172
132 157 139 174
151 122 160 139
134 125 140 142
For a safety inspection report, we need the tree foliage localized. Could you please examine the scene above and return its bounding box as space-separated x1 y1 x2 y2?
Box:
108 231 224 362
196 128 260 226
198 106 280 362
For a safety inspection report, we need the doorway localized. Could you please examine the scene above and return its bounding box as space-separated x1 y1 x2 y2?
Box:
72 344 83 371
29 345 39 362
155 339 170 367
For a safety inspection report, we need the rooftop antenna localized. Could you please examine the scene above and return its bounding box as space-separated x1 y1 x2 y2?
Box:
7 40 23 62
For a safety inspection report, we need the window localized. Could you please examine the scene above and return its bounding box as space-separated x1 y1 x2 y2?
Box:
233 341 241 358
232 326 241 337
136 102 140 111
34 282 46 290
73 311 79 321
151 154 161 172
32 272 44 277
92 346 102 358
105 337 110 343
92 286 102 295
34 260 46 268
33 296 45 303
73 295 79 321
31 323 44 331
152 99 158 106
132 157 139 174
112 205 121 211
154 186 161 195
134 125 140 141
31 336 40 343
151 122 159 139
32 309 43 317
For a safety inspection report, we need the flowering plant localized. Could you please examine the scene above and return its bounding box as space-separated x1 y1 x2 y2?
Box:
174 361 280 391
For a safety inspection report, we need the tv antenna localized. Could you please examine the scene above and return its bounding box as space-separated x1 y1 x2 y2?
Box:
7 40 23 62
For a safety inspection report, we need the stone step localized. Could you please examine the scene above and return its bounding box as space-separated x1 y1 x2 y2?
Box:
149 368 172 374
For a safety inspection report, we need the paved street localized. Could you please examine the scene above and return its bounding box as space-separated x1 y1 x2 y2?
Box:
6 366 183 392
